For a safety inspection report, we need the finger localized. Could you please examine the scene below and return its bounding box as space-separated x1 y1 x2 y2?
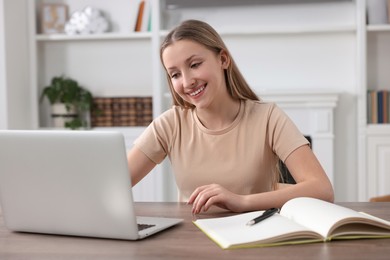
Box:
189 184 217 205
192 193 209 214
203 193 225 212
192 188 219 214
187 185 209 204
187 190 201 205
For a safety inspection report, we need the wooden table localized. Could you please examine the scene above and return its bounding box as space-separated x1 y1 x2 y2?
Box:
0 202 389 259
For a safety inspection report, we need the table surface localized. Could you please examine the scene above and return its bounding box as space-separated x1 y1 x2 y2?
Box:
0 202 389 260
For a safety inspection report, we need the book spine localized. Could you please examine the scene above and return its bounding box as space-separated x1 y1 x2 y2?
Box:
127 97 138 126
141 0 151 32
134 0 145 32
384 90 389 123
135 97 144 126
147 8 152 31
142 96 153 125
92 97 113 127
367 90 372 124
378 91 384 124
388 91 390 123
111 98 121 126
118 98 127 126
372 91 378 124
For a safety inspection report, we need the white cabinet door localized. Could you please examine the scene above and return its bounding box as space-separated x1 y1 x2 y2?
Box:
367 136 390 200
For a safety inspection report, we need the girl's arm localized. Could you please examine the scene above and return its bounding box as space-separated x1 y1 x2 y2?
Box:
188 145 334 214
127 146 156 186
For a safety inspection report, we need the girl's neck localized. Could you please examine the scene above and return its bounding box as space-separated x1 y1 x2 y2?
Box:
195 98 241 130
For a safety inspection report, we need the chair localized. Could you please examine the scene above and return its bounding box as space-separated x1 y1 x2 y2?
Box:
279 136 312 184
369 195 390 202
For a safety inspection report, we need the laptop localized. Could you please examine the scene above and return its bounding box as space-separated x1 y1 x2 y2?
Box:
0 130 182 240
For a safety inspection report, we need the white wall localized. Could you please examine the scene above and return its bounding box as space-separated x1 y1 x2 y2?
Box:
0 0 8 129
1 0 33 129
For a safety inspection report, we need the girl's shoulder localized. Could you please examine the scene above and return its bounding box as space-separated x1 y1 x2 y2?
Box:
159 105 192 119
244 99 279 115
154 105 193 127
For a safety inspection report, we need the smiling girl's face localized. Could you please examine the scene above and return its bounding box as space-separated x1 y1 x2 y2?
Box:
162 40 230 110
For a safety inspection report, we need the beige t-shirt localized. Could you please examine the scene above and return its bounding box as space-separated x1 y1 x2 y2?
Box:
134 100 308 200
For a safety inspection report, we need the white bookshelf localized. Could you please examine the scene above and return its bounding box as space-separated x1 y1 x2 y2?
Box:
358 0 390 201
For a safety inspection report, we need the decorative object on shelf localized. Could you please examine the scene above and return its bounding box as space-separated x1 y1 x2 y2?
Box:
41 4 68 34
64 6 110 35
40 76 94 130
366 0 389 25
92 97 152 127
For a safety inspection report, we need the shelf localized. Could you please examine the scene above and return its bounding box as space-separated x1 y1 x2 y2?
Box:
366 124 390 135
159 25 355 38
219 25 356 36
367 24 390 32
39 126 147 133
92 126 147 136
35 32 152 42
165 0 262 9
164 90 339 108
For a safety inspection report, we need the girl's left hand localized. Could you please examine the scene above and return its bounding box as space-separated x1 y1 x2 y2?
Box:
187 184 246 214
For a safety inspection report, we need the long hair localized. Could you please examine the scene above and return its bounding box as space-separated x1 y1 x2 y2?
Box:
160 20 284 190
160 20 260 109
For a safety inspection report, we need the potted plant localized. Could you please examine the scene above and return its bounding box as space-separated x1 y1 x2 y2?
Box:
40 76 94 130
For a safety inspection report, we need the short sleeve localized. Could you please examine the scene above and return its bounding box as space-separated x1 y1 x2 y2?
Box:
134 108 177 164
267 104 309 162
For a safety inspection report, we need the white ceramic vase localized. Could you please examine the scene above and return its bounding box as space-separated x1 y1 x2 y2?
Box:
51 103 78 128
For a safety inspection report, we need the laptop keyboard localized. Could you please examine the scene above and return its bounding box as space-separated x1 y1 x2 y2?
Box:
137 223 156 231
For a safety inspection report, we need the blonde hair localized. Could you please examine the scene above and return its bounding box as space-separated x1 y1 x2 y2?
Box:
160 20 283 189
160 20 260 108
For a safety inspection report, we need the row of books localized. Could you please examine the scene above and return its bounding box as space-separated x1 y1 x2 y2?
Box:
91 97 153 127
367 90 389 124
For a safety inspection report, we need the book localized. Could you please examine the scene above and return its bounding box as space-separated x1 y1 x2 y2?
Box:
370 90 378 124
379 90 389 123
378 91 384 123
382 90 389 123
193 197 390 249
140 96 153 125
367 90 390 124
367 90 372 124
91 96 152 127
134 0 145 32
141 0 151 32
91 98 113 127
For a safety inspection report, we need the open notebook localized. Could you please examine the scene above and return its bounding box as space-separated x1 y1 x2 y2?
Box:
0 130 182 240
194 197 390 249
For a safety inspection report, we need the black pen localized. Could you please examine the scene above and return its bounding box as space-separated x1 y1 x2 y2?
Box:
246 208 279 226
